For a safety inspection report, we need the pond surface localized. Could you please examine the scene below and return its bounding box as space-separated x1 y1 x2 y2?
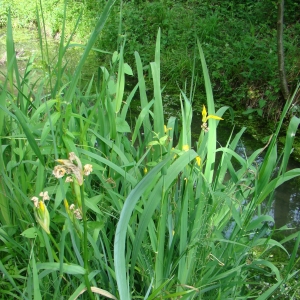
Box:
1 27 300 232
190 111 300 233
0 27 100 86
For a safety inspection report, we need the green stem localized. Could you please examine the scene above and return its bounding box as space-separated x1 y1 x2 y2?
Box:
48 230 76 263
80 184 94 299
48 234 63 262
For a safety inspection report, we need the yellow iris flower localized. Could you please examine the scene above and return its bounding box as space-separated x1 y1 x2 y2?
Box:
202 105 223 123
164 125 172 133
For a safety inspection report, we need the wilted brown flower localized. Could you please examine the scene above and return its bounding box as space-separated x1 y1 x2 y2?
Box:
65 176 73 183
70 203 82 219
83 164 93 176
53 152 92 186
53 165 68 178
39 191 50 201
201 122 209 133
31 196 39 207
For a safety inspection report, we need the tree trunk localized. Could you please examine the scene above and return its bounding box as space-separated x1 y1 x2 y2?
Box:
277 0 290 100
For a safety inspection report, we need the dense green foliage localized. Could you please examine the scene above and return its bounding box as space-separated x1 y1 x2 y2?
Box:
0 0 100 38
1 1 300 299
112 0 300 114
1 0 299 117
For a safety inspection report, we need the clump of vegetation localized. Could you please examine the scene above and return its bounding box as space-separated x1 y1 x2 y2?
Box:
0 1 300 299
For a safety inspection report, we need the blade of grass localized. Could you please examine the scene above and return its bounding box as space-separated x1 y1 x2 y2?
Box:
115 41 125 113
178 91 192 149
114 158 171 300
154 180 168 288
177 176 192 290
130 151 198 287
31 251 42 300
2 103 45 165
151 28 164 142
281 115 300 174
197 39 217 184
6 9 15 92
134 51 152 143
64 0 117 103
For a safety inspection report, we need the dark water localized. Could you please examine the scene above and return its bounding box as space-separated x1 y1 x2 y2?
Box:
1 28 300 232
235 133 300 232
186 111 300 232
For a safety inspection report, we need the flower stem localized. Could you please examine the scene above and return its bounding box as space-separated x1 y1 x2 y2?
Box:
48 229 77 263
80 184 94 299
47 234 60 262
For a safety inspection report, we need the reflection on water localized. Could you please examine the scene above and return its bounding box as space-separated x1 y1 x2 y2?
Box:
240 145 300 231
238 139 300 232
219 122 300 231
274 180 300 231
190 113 300 231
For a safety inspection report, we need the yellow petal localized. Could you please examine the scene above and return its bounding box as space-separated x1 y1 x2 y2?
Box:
164 125 172 133
202 105 207 122
195 156 201 166
56 159 72 166
64 199 70 211
207 115 223 121
38 200 45 213
182 145 189 151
